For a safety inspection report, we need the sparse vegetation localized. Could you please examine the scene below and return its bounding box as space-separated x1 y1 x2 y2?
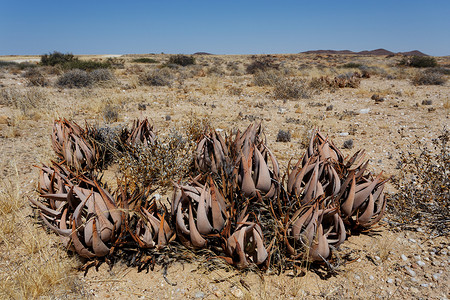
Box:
56 69 93 88
253 69 283 86
139 68 174 86
246 57 279 74
411 69 447 86
273 79 311 99
22 68 48 87
399 55 438 68
390 128 449 235
168 54 195 66
40 51 110 70
132 57 158 64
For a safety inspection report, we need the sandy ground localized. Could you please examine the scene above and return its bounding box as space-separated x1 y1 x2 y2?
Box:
0 53 449 299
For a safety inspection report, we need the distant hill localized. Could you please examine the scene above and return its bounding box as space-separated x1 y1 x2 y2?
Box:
193 52 213 55
302 49 428 56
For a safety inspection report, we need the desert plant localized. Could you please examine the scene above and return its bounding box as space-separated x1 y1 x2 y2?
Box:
411 70 447 86
168 55 195 66
0 87 49 117
399 55 438 68
246 58 279 74
273 79 311 99
103 104 119 123
90 68 116 84
253 69 283 86
56 69 93 88
276 130 291 142
41 51 76 66
139 68 173 86
390 128 449 235
132 57 158 64
62 59 111 71
341 62 363 68
23 68 48 87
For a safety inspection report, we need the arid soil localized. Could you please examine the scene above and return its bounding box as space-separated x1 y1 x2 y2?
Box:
0 53 448 299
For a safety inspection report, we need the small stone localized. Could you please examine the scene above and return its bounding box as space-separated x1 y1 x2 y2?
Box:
339 132 349 136
230 287 243 298
409 238 417 243
410 287 419 293
359 108 370 114
277 107 287 114
165 115 171 121
326 105 333 111
354 274 361 280
138 103 146 111
432 273 441 281
194 291 205 299
422 99 432 105
343 139 354 149
375 256 381 261
387 278 394 284
421 283 429 288
401 254 408 261
406 267 416 277
369 275 375 280
416 227 424 233
417 260 425 267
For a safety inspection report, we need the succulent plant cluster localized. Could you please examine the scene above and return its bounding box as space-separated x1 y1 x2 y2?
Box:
30 119 388 272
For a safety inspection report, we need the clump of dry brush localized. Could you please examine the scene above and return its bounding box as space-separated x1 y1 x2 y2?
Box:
389 127 449 236
30 119 389 274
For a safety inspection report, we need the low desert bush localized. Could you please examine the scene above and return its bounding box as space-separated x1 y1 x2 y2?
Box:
340 62 363 69
399 55 438 68
273 79 311 99
168 55 195 66
390 128 449 235
103 103 119 123
56 69 93 88
90 69 116 84
139 68 174 86
0 87 49 117
253 69 283 86
132 57 158 64
23 68 48 87
411 70 447 86
246 58 279 74
41 51 76 66
40 51 110 71
276 130 291 142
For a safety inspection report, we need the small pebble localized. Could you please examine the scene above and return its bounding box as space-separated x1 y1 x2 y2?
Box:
369 275 374 280
417 260 426 267
406 267 416 277
409 238 417 243
401 254 408 261
421 283 429 288
194 291 205 299
326 105 333 111
359 108 370 114
387 278 394 284
432 273 441 281
410 287 419 293
375 256 381 261
339 132 349 136
165 115 171 121
422 99 432 105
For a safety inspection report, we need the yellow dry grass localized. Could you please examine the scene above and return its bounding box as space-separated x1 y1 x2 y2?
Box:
0 169 81 299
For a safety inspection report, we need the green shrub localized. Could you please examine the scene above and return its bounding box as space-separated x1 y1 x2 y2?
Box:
168 55 195 66
40 51 76 66
40 51 111 70
132 57 158 64
399 55 438 68
56 69 93 88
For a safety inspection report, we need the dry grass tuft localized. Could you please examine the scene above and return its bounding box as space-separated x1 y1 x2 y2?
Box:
0 173 81 298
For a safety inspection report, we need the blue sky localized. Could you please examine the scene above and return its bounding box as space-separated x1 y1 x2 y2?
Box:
1 0 449 56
